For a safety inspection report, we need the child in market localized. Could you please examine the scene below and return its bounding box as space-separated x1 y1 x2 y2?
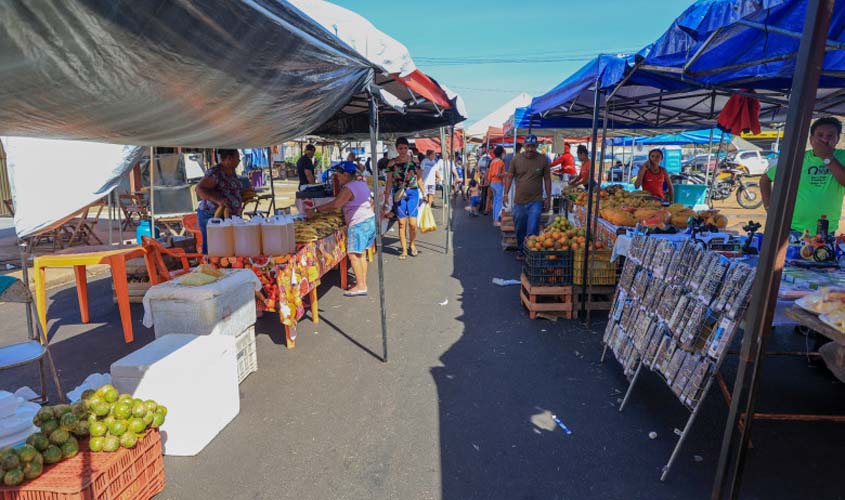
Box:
468 180 480 217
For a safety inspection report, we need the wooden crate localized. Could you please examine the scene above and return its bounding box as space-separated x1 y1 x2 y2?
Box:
501 231 517 250
519 274 615 319
113 280 151 304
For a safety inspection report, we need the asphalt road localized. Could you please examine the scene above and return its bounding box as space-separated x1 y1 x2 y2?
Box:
2 198 844 500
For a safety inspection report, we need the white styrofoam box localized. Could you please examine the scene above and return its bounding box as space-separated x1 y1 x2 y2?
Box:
0 401 39 448
235 326 257 384
0 391 17 419
142 269 260 338
110 334 239 456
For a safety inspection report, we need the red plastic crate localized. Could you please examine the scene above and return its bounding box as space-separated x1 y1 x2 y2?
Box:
0 429 165 500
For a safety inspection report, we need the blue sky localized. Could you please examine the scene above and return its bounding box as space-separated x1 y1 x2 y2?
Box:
332 0 690 125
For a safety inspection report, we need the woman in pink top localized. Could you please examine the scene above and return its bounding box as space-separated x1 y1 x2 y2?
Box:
310 162 375 297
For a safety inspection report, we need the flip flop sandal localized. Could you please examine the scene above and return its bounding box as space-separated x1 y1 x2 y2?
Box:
410 248 419 257
399 252 407 260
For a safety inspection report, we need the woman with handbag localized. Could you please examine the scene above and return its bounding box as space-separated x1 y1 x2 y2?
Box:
383 137 423 259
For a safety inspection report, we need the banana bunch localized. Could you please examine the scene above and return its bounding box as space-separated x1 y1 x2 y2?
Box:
241 188 257 202
294 210 345 243
213 205 232 218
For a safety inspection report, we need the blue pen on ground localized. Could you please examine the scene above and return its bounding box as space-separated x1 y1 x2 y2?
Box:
551 414 572 435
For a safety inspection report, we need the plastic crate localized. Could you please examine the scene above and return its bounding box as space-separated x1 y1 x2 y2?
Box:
0 429 164 500
236 325 258 384
523 249 573 286
573 249 618 285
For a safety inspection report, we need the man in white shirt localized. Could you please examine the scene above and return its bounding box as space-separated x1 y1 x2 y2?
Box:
421 149 441 207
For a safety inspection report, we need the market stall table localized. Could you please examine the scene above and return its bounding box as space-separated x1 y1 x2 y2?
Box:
33 245 154 343
211 228 348 349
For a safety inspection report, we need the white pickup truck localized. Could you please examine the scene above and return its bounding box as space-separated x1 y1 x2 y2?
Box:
731 150 770 176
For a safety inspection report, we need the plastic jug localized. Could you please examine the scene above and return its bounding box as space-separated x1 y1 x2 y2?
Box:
234 217 262 256
261 215 290 255
206 218 234 257
283 209 296 252
135 220 160 244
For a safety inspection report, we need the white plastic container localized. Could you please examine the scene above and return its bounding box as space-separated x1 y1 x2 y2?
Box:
0 401 39 449
234 216 263 256
111 334 239 456
236 325 257 384
0 391 17 419
206 218 234 257
260 215 287 255
142 269 260 338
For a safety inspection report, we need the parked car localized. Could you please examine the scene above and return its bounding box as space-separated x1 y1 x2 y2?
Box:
683 153 726 173
730 150 770 176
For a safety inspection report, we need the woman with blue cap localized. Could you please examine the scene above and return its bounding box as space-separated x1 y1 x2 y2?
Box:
308 161 375 296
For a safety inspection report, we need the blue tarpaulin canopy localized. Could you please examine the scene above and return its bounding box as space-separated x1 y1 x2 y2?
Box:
639 128 730 145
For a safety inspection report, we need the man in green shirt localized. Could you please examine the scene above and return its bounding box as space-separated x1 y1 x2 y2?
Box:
761 117 845 234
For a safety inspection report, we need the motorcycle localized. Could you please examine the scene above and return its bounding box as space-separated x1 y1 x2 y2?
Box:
673 166 762 209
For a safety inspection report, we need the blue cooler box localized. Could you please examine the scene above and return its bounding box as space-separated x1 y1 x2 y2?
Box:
673 184 708 208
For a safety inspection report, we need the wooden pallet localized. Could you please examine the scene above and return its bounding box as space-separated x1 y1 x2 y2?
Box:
519 274 615 319
502 236 518 250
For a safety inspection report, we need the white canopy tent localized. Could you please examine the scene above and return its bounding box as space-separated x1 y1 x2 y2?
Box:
465 93 532 138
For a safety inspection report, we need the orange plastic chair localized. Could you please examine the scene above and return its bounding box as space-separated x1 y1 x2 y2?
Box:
141 236 205 284
182 213 203 253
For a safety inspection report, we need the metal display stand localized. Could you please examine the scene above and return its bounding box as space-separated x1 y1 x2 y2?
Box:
600 235 753 481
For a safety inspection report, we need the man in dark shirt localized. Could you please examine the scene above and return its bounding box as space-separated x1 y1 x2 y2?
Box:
376 151 390 174
297 144 316 186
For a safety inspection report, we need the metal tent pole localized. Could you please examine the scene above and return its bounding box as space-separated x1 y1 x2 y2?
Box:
581 83 602 318
712 1 832 498
704 127 715 191
446 125 455 255
368 90 389 363
587 102 610 326
267 146 276 214
440 127 448 226
706 131 725 207
149 146 155 235
108 191 113 245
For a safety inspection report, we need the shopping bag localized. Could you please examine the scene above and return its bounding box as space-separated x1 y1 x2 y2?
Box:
419 203 437 233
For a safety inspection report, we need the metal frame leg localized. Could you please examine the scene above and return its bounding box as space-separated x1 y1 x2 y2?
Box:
600 343 609 364
619 360 643 412
660 374 717 482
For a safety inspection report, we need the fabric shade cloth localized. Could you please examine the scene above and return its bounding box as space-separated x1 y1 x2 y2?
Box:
414 130 465 154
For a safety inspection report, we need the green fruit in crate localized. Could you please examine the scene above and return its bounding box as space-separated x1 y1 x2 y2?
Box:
1 452 20 470
98 385 119 403
102 415 115 427
49 429 69 446
118 393 133 403
151 413 165 428
42 445 62 464
107 420 127 436
92 401 110 417
131 402 147 419
144 400 157 413
112 402 131 420
72 420 90 437
52 404 71 417
142 412 154 427
71 401 88 418
119 432 137 449
16 445 38 463
132 398 144 408
60 412 79 431
89 421 107 437
60 436 79 459
22 460 43 480
86 395 103 408
40 419 58 437
33 407 53 426
80 389 96 401
89 436 105 452
27 433 50 452
128 418 146 434
87 414 99 425
103 435 120 452
3 468 24 487
154 405 167 417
